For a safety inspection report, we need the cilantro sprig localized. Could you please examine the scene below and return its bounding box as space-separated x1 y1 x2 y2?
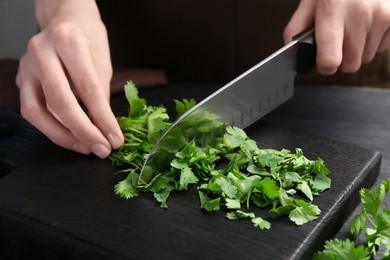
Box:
109 81 331 229
314 178 390 259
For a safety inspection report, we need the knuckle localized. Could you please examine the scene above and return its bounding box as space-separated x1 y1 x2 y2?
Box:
355 2 371 21
46 90 72 109
50 22 83 46
375 3 390 28
26 35 43 54
20 101 39 122
77 79 99 100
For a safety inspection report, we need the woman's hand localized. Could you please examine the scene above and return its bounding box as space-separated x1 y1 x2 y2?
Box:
284 0 390 75
16 0 124 158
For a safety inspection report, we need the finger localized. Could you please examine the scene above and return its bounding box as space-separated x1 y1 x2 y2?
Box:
35 48 112 158
18 78 90 155
90 23 113 99
56 27 124 150
361 1 388 63
339 4 371 73
377 0 390 53
378 29 390 52
314 2 344 75
283 0 316 44
362 26 387 64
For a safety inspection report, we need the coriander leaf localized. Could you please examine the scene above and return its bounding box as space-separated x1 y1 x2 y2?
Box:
223 126 248 149
233 210 255 219
271 204 295 215
360 188 378 217
361 179 390 219
198 190 220 211
146 173 176 192
236 175 259 196
297 181 314 201
312 157 330 176
313 239 370 260
171 159 199 190
246 164 269 176
252 193 273 209
114 171 140 199
277 187 294 207
289 199 321 225
350 213 365 238
383 178 390 193
227 210 271 230
376 208 390 233
153 187 174 208
225 198 241 209
252 177 279 200
383 236 390 258
179 165 198 190
311 171 331 193
175 139 197 160
147 107 171 143
226 212 238 220
255 149 283 169
284 171 302 183
175 98 196 117
251 217 271 230
124 81 146 118
215 176 237 199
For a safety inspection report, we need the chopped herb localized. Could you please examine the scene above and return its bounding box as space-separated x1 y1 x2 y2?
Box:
109 81 331 229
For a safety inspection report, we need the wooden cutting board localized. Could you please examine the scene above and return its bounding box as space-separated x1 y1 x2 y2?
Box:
0 83 381 259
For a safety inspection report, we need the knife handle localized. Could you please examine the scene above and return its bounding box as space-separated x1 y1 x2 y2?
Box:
293 29 316 74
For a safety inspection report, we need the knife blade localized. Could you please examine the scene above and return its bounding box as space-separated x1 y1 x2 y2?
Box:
138 29 316 184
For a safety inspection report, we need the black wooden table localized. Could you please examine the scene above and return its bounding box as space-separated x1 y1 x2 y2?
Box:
0 82 388 259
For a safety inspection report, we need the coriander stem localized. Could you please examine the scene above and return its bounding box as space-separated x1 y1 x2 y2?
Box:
364 213 377 229
123 142 141 147
126 127 147 137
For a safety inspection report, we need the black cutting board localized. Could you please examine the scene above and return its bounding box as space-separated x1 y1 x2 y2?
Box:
0 84 381 259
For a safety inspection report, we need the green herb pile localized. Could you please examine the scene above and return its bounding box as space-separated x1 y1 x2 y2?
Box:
314 178 390 259
109 81 331 229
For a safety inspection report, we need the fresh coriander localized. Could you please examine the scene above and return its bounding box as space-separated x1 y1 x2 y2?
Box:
314 178 390 259
109 82 331 230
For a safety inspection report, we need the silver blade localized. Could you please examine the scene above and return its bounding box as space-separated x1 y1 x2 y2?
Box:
139 30 315 184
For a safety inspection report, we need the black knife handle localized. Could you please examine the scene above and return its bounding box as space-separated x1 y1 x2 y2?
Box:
293 29 316 74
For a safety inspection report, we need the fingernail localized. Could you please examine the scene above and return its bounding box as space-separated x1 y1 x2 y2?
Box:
92 143 111 159
107 133 121 149
72 143 89 155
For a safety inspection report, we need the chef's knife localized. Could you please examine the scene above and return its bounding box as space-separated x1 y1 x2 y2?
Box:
139 29 316 184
